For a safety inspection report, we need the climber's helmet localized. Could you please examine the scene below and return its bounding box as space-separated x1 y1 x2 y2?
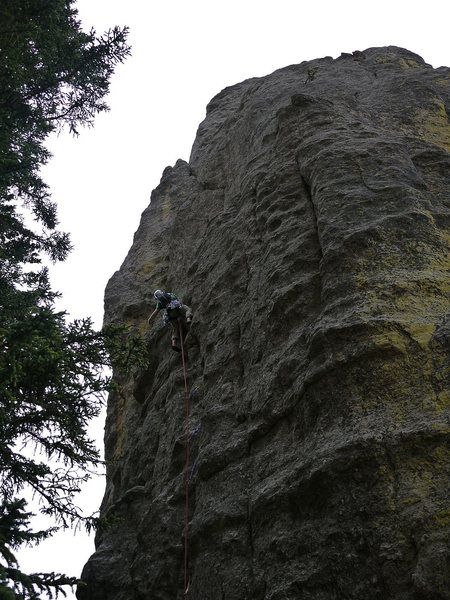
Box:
154 290 164 302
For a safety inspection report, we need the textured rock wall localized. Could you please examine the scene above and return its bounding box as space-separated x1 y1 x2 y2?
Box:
79 47 450 600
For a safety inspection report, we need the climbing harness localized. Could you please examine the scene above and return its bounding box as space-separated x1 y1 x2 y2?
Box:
178 318 190 596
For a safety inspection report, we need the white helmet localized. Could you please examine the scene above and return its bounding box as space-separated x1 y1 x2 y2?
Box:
154 289 164 301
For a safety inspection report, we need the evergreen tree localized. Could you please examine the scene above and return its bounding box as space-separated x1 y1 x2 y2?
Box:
0 1 138 597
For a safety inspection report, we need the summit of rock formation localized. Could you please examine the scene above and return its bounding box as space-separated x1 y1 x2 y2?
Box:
79 46 450 600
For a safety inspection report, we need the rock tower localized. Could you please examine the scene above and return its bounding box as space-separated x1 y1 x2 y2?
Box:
79 47 450 600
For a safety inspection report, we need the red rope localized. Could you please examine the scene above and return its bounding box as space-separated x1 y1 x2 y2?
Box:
178 319 190 595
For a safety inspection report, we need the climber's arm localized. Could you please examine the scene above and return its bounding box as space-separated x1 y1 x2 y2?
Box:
147 308 159 325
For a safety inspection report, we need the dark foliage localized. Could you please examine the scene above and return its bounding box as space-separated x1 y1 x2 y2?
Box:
0 1 139 597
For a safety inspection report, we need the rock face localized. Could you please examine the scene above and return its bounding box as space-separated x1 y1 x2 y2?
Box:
79 47 450 600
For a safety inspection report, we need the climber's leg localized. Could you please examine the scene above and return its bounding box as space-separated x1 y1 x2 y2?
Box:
170 320 181 352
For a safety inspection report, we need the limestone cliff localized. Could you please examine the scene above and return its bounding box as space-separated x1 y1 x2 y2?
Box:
79 47 450 600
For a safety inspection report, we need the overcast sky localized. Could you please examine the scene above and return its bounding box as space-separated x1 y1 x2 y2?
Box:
17 0 450 596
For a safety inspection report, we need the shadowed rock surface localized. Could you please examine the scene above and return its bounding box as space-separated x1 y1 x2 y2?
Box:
78 47 450 600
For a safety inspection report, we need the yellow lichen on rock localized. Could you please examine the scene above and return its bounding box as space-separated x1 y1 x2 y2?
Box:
373 330 408 354
393 229 450 322
433 508 450 528
414 99 450 152
403 323 436 350
436 229 450 271
138 255 167 279
139 259 158 276
137 320 149 336
374 54 420 69
434 76 450 87
125 316 149 337
162 191 172 224
393 276 449 319
397 445 450 506
435 391 450 413
399 58 421 69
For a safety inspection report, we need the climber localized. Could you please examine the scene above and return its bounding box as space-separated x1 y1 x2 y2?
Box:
148 289 193 352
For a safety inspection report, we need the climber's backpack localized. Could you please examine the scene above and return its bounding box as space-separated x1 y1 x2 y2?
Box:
158 292 177 309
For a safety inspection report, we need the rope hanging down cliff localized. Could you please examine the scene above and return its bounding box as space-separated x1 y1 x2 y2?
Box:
147 290 192 593
178 319 190 596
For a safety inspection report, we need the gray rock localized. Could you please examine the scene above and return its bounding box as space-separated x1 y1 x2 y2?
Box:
78 47 450 600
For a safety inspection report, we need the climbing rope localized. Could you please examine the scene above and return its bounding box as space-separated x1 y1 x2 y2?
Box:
178 319 190 595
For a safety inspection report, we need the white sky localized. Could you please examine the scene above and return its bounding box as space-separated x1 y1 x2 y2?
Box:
17 0 450 597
